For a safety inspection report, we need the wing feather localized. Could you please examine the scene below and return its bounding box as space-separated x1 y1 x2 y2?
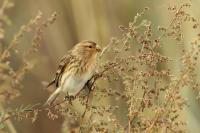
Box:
47 52 73 88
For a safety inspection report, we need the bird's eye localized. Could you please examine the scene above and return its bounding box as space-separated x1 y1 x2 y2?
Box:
88 46 92 48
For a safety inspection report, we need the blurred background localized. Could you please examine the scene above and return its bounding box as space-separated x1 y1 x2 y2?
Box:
1 0 200 133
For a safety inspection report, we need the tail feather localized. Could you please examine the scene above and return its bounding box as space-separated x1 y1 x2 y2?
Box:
44 87 61 106
46 79 55 88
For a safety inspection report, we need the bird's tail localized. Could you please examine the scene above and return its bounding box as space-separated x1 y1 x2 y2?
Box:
44 87 61 106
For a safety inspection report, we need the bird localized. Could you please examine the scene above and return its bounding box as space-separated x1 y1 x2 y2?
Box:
44 40 101 105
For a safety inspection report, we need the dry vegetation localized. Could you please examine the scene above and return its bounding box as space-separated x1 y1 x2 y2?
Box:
1 0 200 133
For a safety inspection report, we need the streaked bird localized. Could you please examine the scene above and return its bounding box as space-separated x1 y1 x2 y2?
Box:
45 40 101 105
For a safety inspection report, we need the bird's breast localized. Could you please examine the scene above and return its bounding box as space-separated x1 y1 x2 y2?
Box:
61 62 96 96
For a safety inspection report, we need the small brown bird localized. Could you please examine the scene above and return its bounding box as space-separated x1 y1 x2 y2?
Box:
45 40 101 105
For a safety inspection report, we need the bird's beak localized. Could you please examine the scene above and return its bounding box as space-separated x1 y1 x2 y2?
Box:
96 45 102 52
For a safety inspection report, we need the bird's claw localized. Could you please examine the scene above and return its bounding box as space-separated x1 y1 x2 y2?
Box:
64 95 75 105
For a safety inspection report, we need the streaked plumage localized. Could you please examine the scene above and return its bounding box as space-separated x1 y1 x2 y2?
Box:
45 40 101 105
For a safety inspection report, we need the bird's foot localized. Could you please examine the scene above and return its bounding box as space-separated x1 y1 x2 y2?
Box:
64 95 75 105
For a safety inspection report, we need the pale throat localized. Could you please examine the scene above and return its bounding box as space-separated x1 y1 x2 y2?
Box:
82 52 97 73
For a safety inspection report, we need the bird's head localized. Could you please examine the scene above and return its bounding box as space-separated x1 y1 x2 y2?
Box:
72 40 101 58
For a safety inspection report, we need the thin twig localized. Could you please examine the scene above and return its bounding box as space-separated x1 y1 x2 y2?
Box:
0 104 17 133
0 99 68 124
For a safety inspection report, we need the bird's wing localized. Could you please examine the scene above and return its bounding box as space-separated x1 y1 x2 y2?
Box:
47 52 73 88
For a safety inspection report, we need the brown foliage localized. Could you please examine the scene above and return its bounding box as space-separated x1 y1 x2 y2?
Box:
1 0 200 133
